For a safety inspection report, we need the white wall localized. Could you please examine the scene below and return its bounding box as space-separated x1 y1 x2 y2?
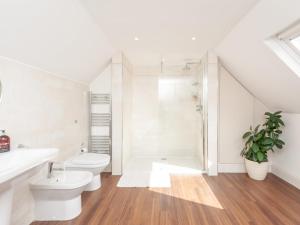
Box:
90 63 112 171
0 57 88 225
122 56 134 167
218 66 269 172
90 64 112 93
110 53 134 174
216 0 300 113
215 0 300 184
90 53 133 174
272 113 300 189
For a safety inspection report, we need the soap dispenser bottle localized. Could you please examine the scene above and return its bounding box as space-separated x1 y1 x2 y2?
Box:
0 130 10 153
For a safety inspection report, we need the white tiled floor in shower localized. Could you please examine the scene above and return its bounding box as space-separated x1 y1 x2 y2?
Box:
117 157 203 188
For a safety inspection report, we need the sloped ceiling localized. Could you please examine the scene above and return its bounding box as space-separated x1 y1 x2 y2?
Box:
82 0 259 67
0 0 260 83
216 0 300 113
0 0 115 83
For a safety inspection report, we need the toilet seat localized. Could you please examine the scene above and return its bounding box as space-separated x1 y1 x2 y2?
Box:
66 153 110 167
64 152 110 191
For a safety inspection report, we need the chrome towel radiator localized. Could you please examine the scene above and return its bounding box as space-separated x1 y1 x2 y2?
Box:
88 93 112 155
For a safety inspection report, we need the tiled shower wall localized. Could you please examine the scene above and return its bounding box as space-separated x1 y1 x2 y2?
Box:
131 74 200 157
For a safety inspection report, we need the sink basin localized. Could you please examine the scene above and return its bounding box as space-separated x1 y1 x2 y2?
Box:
0 148 58 185
0 148 59 225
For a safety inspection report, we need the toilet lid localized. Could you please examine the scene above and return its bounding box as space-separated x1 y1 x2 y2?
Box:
70 153 110 165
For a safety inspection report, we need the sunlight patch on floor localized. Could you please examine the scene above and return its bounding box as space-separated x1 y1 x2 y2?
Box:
149 176 223 209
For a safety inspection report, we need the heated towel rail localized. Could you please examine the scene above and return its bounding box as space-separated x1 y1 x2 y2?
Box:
88 93 112 155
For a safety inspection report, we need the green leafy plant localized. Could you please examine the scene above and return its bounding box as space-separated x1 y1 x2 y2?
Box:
241 111 285 163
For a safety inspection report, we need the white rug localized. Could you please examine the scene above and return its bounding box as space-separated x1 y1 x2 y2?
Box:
117 157 203 188
117 171 171 188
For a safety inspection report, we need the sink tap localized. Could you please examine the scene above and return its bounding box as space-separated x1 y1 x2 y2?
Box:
47 161 65 178
17 144 28 149
47 162 54 178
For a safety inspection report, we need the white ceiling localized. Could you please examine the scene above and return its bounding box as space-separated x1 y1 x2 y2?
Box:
1 0 299 113
216 0 300 113
0 0 115 84
82 0 259 66
0 0 259 82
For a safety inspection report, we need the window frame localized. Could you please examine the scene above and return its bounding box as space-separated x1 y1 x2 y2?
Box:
277 22 300 63
265 21 300 77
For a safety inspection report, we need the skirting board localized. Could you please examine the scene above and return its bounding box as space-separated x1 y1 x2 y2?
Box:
272 165 300 190
218 163 300 190
218 163 272 173
218 163 246 173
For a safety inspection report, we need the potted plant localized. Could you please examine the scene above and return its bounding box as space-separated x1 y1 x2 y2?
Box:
241 111 285 180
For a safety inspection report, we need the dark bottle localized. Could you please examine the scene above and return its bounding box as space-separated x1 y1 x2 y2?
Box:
0 130 10 153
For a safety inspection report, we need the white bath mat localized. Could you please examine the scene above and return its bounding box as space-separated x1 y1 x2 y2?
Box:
117 171 171 188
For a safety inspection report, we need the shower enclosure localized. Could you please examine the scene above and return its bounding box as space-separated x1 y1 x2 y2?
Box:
89 52 219 179
113 52 221 187
122 59 207 175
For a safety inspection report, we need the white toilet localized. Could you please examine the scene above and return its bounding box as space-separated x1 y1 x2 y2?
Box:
64 153 110 191
30 170 93 221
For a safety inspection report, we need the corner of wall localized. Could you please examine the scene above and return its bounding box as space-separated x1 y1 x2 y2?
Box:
218 60 270 173
272 165 300 189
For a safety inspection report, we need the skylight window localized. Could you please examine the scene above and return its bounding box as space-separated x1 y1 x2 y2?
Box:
265 21 300 78
291 36 300 52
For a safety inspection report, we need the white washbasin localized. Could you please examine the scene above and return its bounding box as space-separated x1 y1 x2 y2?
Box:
0 148 58 225
0 148 58 185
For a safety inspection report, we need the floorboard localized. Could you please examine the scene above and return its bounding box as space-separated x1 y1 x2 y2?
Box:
31 173 300 225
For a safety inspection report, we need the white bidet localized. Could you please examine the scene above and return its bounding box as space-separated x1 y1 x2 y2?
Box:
30 170 92 221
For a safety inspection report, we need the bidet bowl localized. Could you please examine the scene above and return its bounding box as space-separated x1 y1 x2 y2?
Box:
30 170 93 221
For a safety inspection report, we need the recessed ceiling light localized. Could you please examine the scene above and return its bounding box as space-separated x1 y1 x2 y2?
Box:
134 37 139 41
192 37 196 41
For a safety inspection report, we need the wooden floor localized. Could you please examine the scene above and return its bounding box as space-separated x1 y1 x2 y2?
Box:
31 173 300 225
